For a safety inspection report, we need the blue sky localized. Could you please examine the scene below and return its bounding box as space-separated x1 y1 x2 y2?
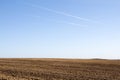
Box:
0 0 120 59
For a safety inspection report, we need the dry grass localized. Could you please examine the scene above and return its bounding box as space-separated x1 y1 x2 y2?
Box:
0 58 120 80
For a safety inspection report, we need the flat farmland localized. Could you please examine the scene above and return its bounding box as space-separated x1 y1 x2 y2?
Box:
0 58 120 80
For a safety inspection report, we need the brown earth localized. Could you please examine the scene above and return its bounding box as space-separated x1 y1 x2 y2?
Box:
0 58 120 80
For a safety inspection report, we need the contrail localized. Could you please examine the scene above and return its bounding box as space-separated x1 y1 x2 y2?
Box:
28 15 87 27
66 22 87 27
28 4 96 23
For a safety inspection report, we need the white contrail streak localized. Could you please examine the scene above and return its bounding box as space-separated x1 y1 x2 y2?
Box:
29 4 95 23
28 15 87 27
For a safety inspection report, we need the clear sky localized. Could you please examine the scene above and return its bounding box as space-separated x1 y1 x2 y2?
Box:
0 0 120 59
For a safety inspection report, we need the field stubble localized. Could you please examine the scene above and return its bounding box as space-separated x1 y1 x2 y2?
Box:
0 58 120 80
